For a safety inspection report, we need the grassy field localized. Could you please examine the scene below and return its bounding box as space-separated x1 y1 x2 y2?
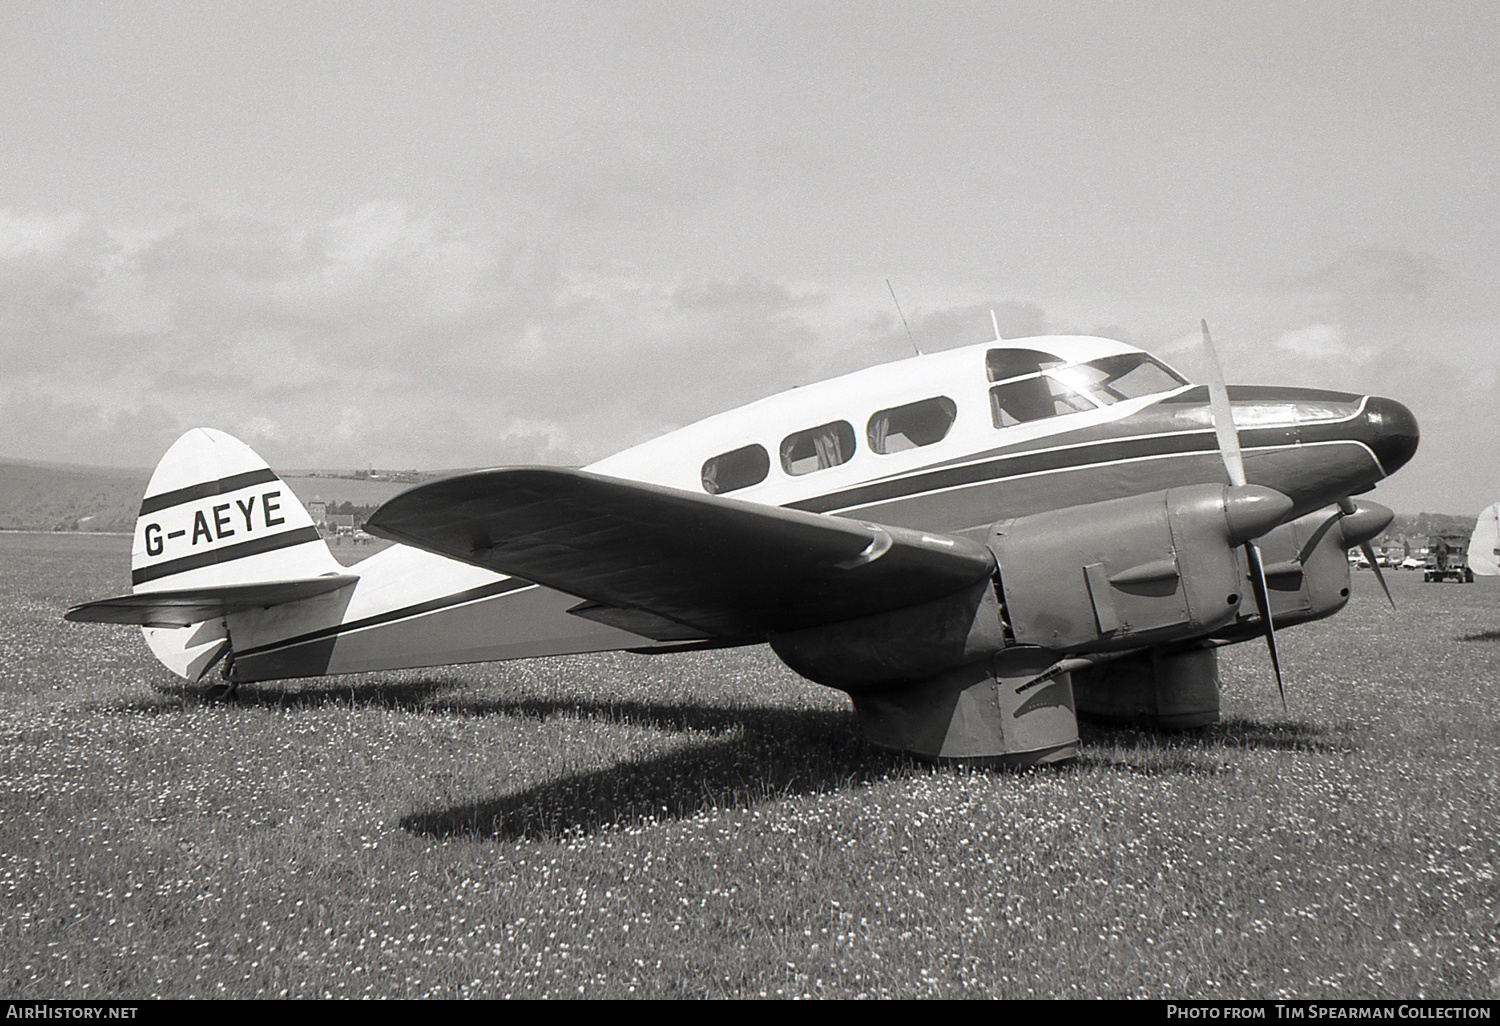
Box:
2 532 1497 999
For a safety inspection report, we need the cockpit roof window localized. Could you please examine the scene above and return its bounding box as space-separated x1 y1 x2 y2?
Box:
987 348 1065 383
1050 353 1187 405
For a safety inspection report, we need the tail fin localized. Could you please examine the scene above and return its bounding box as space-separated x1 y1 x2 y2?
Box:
67 428 353 680
131 428 343 591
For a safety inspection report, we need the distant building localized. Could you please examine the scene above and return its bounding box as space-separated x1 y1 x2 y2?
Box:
305 499 355 534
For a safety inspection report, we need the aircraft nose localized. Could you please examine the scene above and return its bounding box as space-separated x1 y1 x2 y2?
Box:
1362 396 1419 476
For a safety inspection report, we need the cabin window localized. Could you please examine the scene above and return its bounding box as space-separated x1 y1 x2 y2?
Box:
702 444 770 495
990 376 1096 428
1051 354 1187 405
986 348 1064 383
780 420 856 476
867 396 958 454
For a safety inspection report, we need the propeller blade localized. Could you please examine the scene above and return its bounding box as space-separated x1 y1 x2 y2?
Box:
1338 497 1396 609
1204 319 1285 708
1201 320 1247 487
1361 541 1396 608
1243 539 1287 712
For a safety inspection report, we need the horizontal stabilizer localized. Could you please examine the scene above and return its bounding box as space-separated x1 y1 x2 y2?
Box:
365 468 995 638
65 575 360 628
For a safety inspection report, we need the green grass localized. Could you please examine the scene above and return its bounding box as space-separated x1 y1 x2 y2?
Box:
2 532 1497 998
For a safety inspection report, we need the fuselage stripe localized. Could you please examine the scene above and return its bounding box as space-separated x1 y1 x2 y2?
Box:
132 526 324 586
232 419 1373 662
786 430 1221 513
831 440 1372 524
783 419 1366 516
232 577 538 659
139 468 281 516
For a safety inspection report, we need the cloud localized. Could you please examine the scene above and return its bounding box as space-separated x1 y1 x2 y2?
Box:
1264 247 1443 368
8 202 1188 475
1287 246 1442 305
1272 322 1376 362
915 302 1052 351
0 204 905 468
0 209 87 259
0 385 181 467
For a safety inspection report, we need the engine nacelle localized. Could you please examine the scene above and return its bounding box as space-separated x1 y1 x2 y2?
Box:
1214 499 1393 642
1071 500 1393 730
989 483 1292 653
767 483 1293 763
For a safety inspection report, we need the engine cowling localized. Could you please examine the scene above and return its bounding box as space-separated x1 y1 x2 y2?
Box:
988 483 1293 653
771 483 1293 691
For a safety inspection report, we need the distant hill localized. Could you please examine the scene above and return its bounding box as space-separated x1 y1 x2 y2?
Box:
0 460 149 532
0 459 425 533
1380 512 1477 545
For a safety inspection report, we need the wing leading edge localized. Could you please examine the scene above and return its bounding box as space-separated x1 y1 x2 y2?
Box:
364 468 995 640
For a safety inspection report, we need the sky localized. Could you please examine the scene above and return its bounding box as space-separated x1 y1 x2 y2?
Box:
1 0 1496 513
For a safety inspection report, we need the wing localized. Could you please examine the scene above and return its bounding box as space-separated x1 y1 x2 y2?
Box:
364 468 994 640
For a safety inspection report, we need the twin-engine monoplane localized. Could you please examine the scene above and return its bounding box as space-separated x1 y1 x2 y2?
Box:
66 330 1418 764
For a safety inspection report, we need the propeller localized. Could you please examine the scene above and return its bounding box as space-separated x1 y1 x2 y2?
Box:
1201 320 1287 711
1338 496 1395 609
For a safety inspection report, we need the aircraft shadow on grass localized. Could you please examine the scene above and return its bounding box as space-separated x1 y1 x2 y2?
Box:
370 692 1344 841
114 672 1349 841
399 707 885 843
1079 715 1354 772
401 720 1350 843
1456 629 1500 643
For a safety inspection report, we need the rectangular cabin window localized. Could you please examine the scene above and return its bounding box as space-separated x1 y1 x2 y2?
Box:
780 420 856 476
702 444 770 495
867 396 958 454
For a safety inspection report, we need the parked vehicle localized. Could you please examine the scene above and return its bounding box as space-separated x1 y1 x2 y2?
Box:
1424 532 1474 582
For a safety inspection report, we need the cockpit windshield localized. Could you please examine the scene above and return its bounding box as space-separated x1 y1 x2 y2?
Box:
1050 354 1187 405
986 348 1187 429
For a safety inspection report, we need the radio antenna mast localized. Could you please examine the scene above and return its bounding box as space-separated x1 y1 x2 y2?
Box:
886 280 921 356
